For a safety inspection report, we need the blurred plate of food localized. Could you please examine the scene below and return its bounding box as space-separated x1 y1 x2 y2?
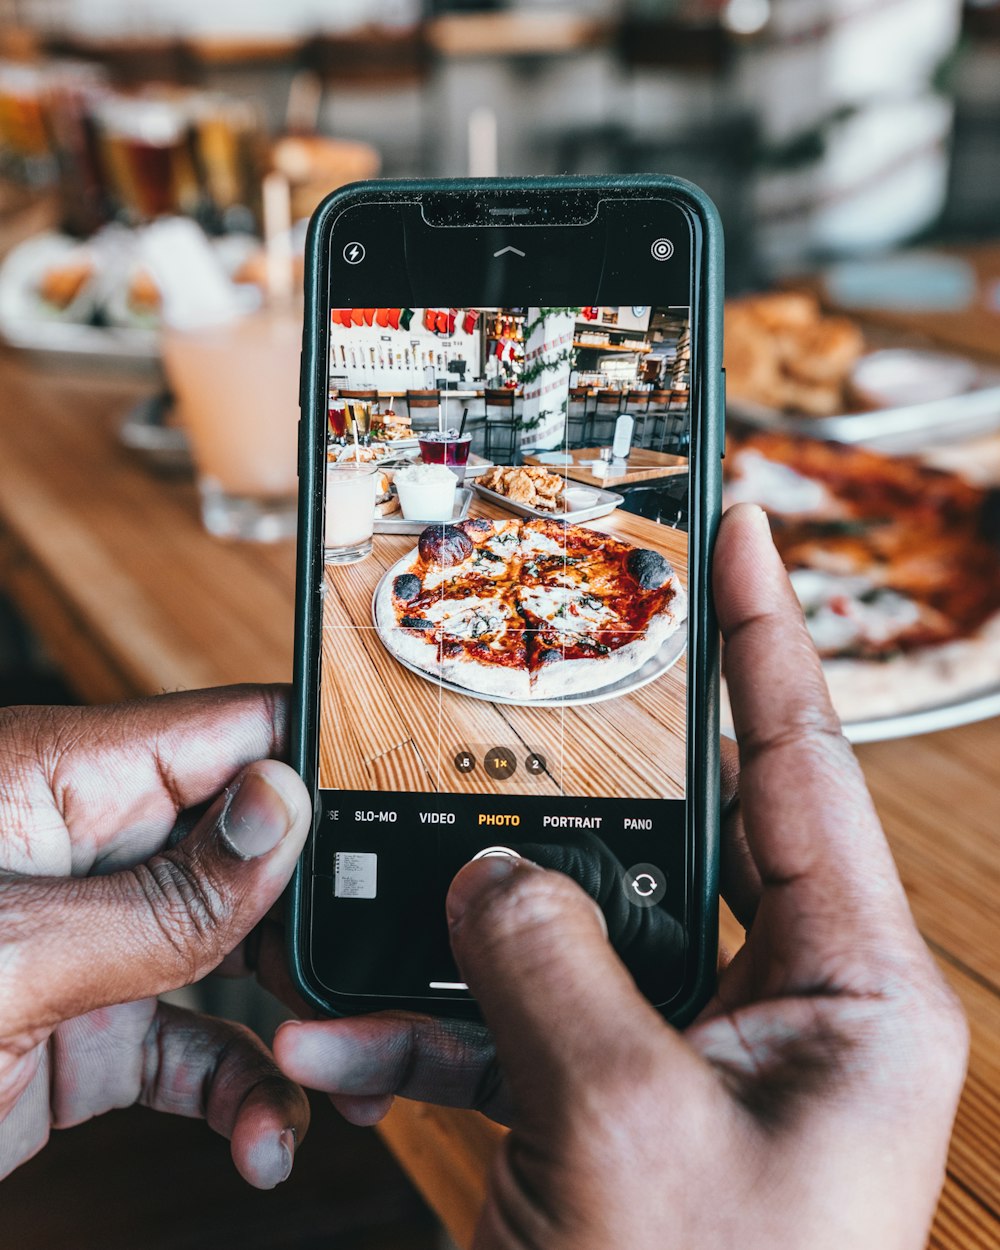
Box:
724 291 1000 453
0 223 260 369
723 423 1000 741
474 466 623 522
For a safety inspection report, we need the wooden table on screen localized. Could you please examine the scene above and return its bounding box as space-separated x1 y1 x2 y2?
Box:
0 293 997 1246
319 501 687 800
522 447 688 489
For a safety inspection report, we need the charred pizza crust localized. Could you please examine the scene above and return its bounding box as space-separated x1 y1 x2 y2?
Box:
374 517 687 700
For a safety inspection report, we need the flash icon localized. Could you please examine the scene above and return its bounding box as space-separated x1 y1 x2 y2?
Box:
343 242 365 265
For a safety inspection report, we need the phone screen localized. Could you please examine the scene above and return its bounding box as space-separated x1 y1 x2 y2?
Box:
304 190 711 1014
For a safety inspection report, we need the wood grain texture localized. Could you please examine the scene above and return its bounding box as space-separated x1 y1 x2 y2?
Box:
319 501 688 798
523 446 689 487
820 244 1000 366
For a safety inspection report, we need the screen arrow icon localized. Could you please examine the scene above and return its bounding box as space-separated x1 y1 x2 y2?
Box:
493 245 526 258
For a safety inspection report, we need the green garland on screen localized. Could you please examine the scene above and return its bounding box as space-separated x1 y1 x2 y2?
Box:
520 347 573 387
518 308 580 432
522 306 581 341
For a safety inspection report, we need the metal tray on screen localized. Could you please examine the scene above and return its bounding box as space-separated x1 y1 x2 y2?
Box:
472 481 623 523
375 487 473 534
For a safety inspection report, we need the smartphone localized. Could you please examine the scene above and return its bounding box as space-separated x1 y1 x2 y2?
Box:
290 176 722 1024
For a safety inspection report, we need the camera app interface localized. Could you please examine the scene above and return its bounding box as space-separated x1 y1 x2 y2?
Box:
315 290 692 1004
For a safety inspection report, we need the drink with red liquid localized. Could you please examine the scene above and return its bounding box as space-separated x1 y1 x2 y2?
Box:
328 402 347 441
418 431 472 482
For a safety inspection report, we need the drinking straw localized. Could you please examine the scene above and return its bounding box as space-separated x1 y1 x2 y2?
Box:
262 170 294 306
459 406 469 438
351 409 360 463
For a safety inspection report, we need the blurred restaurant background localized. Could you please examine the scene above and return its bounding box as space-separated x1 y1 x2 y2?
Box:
0 2 998 1249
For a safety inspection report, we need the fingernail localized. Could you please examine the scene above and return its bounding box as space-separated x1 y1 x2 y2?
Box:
218 769 295 860
278 1127 296 1183
447 856 524 929
749 504 775 545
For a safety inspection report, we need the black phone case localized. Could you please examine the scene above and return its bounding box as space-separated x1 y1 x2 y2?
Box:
288 175 723 1027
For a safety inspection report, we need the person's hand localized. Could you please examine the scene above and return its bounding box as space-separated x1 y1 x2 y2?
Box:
0 685 311 1188
273 506 968 1248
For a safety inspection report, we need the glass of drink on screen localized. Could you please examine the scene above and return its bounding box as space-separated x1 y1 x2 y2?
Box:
328 400 347 441
418 430 472 482
324 462 378 563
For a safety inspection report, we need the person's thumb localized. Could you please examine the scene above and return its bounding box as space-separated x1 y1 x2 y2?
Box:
446 858 705 1130
1 760 310 1037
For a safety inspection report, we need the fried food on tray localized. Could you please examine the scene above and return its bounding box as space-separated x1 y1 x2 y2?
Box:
372 408 412 440
128 268 162 315
725 291 865 417
37 258 94 310
480 465 567 512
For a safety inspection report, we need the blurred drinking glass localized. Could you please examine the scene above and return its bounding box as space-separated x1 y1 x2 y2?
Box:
163 306 301 541
0 61 53 183
96 93 197 222
324 462 378 563
43 60 111 236
189 94 266 234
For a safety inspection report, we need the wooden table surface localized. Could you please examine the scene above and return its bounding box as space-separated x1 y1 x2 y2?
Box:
819 244 1000 364
319 500 687 800
0 263 997 1246
523 446 689 488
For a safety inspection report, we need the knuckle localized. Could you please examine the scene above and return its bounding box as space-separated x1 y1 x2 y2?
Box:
910 973 970 1092
128 853 233 979
738 714 852 775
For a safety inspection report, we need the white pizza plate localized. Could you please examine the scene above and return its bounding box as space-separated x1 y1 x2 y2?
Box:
374 487 472 534
840 684 1000 744
472 481 624 524
372 562 686 707
727 347 1000 454
722 681 1000 745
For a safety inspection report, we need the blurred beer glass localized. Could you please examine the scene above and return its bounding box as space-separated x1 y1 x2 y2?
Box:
189 94 267 233
0 61 53 184
95 92 197 222
43 60 111 236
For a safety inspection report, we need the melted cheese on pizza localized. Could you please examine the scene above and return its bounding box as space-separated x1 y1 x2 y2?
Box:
789 569 922 654
423 595 515 641
727 448 840 517
518 586 617 635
